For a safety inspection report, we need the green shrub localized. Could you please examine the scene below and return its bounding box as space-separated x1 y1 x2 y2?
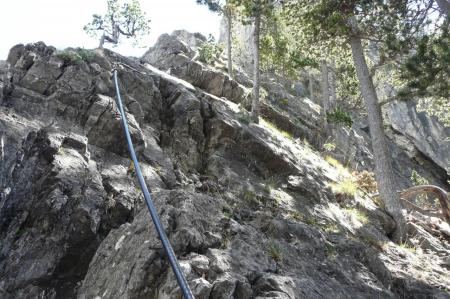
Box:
56 48 95 65
199 35 223 65
326 107 353 127
56 50 82 65
77 48 95 62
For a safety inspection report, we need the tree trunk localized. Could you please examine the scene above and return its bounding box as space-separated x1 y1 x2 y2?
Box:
309 71 314 101
99 34 105 49
350 34 406 242
330 60 337 109
251 12 261 124
320 59 330 123
436 0 450 16
226 12 233 78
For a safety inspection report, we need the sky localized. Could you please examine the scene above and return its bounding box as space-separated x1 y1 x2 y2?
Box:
0 0 221 60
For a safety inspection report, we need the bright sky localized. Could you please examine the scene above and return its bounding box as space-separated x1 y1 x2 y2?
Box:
0 0 221 60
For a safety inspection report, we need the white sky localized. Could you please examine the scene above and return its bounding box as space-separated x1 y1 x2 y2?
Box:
0 0 221 60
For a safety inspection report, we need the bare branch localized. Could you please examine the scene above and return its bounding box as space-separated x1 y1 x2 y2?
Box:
400 185 450 225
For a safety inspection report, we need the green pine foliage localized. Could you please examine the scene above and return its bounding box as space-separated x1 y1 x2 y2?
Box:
326 107 353 127
199 35 224 64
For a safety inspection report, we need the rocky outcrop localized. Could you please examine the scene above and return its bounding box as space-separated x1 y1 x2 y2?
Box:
386 100 450 174
142 32 247 104
0 38 449 299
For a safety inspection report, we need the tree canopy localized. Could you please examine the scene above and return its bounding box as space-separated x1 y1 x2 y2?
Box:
84 0 151 48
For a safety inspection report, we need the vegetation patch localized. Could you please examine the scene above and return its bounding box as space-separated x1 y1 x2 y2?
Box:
325 243 338 258
199 35 224 65
326 107 353 127
242 189 260 205
360 234 387 251
399 241 417 253
238 113 251 125
56 48 95 65
267 241 283 262
323 142 336 152
260 118 294 140
344 207 369 224
330 178 358 198
322 222 341 234
287 210 304 222
353 170 378 194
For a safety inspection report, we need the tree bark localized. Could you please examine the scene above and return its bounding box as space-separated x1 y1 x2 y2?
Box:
349 33 406 242
99 34 105 48
308 71 314 101
226 11 233 78
320 59 330 123
330 60 337 110
251 12 261 124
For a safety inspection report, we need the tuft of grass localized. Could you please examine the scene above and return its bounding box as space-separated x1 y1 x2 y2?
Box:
323 142 336 152
260 118 294 140
344 207 369 224
127 161 135 176
325 156 345 169
242 189 260 205
57 147 66 155
329 178 358 198
304 216 319 226
222 206 233 219
263 177 277 193
267 241 283 262
281 130 294 140
322 222 341 233
399 242 417 253
325 243 338 258
361 235 387 251
287 210 304 222
279 98 289 106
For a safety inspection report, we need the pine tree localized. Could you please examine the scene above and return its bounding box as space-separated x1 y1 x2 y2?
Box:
84 0 151 48
231 0 277 123
197 0 236 78
284 0 423 242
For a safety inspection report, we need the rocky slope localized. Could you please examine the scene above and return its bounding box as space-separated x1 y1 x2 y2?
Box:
0 33 449 299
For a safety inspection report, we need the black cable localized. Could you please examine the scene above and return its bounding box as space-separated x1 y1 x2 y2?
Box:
113 69 194 299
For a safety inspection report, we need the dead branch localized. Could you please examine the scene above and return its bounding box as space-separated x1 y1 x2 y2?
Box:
400 185 450 225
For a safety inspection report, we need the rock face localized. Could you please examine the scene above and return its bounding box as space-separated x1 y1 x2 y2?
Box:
0 36 449 299
142 31 246 104
386 100 450 174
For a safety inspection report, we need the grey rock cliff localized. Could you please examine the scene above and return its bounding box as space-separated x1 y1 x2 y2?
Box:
0 35 449 299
